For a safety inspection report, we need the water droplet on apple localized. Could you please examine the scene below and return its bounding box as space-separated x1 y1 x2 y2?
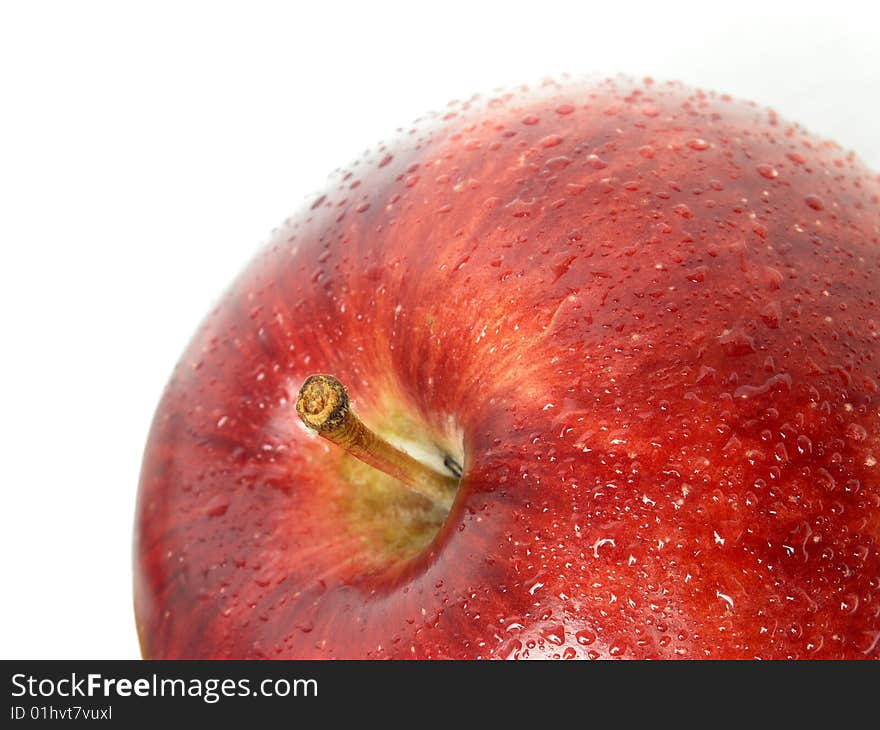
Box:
846 423 867 442
717 328 757 357
543 625 565 645
205 495 230 518
687 266 707 283
672 203 694 219
539 134 564 149
765 267 784 290
796 435 813 456
774 442 790 464
760 301 782 329
505 640 524 659
839 594 859 614
757 164 779 179
575 629 596 645
805 194 824 211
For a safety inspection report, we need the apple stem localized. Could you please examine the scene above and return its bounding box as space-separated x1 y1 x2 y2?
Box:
296 374 459 509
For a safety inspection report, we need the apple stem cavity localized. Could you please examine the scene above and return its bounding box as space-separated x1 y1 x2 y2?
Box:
296 374 459 510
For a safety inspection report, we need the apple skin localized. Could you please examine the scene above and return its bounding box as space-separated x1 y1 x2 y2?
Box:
134 77 880 659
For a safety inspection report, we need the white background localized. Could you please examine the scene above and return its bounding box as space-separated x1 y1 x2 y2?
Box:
0 0 877 659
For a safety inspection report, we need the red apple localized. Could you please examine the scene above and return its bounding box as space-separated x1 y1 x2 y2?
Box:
134 77 880 659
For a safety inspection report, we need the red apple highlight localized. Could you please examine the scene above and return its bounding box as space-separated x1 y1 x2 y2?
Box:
134 77 880 659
